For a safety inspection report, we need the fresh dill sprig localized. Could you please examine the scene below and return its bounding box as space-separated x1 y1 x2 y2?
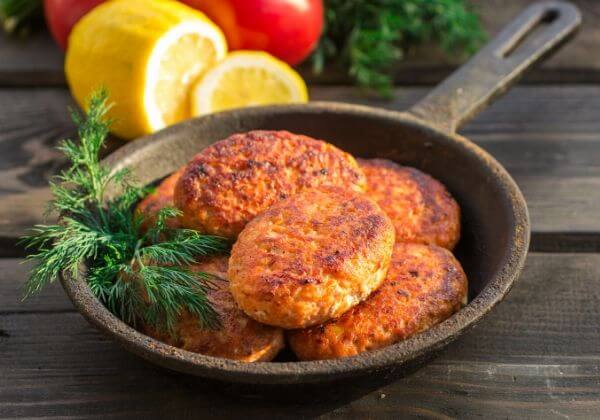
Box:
312 0 487 96
20 89 230 332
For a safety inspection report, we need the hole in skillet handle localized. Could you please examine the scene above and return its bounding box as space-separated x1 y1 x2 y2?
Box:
501 8 561 58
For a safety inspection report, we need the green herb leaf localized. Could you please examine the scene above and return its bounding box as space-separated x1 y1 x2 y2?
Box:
0 0 42 35
21 89 230 333
313 0 486 96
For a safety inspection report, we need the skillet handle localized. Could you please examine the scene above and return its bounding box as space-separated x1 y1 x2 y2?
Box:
407 1 581 134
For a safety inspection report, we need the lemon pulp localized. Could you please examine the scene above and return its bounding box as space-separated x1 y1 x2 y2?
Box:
154 33 218 125
211 67 296 110
191 51 308 116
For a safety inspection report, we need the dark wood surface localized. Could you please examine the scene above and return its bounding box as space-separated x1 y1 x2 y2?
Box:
2 0 600 418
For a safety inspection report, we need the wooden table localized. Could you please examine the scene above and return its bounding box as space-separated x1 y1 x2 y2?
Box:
2 1 600 418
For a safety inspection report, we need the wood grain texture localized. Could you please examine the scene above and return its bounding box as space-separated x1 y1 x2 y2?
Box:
0 89 123 256
0 30 64 87
2 0 600 87
0 259 72 313
0 89 74 257
2 85 599 254
1 253 599 418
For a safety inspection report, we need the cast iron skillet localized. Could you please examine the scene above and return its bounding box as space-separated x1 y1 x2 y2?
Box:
61 1 580 392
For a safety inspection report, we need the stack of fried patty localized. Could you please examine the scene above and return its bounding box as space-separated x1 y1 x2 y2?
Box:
136 130 467 361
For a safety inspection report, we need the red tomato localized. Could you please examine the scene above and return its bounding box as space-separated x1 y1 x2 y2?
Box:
181 0 323 65
44 0 106 50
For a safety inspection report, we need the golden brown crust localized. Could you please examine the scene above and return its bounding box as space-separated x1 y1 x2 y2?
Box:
175 130 367 239
228 187 395 329
287 243 468 360
142 256 284 362
135 167 185 232
359 159 461 250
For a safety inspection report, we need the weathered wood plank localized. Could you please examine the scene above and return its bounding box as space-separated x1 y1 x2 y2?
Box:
0 89 76 257
1 254 600 418
0 259 72 313
0 89 123 256
2 85 599 254
0 30 64 87
2 0 600 87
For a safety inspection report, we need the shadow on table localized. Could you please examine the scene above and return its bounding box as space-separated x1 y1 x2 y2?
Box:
129 350 434 419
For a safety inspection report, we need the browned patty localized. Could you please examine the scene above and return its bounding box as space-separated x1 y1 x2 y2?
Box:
359 159 460 250
142 256 285 362
228 187 395 329
287 243 468 360
135 167 185 232
175 130 367 239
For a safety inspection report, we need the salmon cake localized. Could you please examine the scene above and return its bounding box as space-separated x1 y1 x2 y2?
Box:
228 187 395 329
287 243 468 360
135 167 185 232
143 256 284 362
359 159 460 249
175 130 367 239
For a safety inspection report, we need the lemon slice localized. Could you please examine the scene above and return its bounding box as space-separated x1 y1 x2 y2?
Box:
191 51 308 116
65 0 227 140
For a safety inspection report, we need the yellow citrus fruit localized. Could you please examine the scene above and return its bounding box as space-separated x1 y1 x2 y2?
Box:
190 51 308 116
65 0 227 140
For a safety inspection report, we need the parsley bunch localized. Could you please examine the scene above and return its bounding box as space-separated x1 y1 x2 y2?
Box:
21 90 229 332
313 0 486 96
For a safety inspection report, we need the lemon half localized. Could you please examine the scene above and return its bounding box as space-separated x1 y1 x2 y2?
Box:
191 51 308 116
66 0 227 140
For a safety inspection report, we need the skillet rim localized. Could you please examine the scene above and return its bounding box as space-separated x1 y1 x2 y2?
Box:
60 102 530 385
